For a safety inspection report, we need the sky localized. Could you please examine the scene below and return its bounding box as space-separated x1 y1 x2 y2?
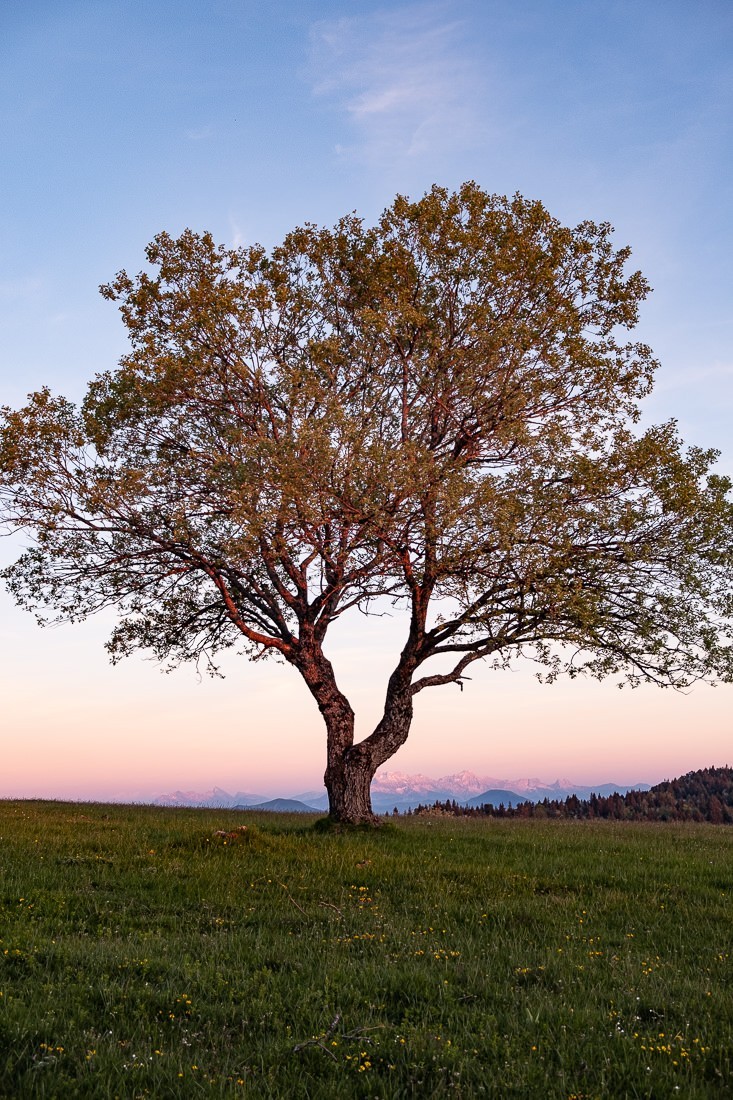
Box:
1 0 732 800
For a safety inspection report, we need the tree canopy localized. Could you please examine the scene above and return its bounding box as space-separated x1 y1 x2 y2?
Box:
2 183 733 822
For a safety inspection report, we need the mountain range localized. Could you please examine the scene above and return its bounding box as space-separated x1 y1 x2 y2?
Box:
153 770 650 814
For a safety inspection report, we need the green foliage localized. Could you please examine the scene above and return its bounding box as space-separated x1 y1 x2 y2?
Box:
0 803 731 1097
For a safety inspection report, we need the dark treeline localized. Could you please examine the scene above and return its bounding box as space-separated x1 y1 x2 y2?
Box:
406 767 733 823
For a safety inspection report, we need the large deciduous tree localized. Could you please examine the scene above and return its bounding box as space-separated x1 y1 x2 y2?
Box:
2 184 733 823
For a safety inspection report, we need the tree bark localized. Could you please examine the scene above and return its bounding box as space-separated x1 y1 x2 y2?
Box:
296 637 418 825
323 664 416 825
324 742 380 825
293 640 371 823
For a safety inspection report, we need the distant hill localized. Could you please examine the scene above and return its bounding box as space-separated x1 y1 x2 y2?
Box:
149 769 730 820
152 771 650 814
464 789 529 809
411 767 733 824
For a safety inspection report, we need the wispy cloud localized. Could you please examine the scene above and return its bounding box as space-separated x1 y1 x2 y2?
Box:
185 123 216 142
228 217 247 249
309 2 487 168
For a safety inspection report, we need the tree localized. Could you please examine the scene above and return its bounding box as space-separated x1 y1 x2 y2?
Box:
2 183 733 824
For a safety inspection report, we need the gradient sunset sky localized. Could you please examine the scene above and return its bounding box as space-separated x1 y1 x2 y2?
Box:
1 0 732 800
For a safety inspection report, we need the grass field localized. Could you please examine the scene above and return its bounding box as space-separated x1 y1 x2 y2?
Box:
0 802 731 1098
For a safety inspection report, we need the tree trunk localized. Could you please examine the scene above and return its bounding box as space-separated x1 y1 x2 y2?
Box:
294 640 374 823
324 664 416 825
296 638 417 825
324 743 380 825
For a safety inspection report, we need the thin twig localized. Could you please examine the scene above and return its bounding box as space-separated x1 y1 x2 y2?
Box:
292 1017 387 1057
278 882 308 916
292 1038 337 1060
340 1025 385 1040
292 1013 342 1059
318 900 344 918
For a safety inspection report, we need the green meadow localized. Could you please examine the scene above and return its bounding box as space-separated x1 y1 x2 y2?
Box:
0 802 730 1098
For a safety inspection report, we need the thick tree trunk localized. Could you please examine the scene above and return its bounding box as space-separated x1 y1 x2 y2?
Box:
294 640 371 823
324 743 379 825
296 636 417 825
324 664 416 825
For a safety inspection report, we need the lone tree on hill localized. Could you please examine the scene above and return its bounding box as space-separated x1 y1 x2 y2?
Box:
2 183 733 823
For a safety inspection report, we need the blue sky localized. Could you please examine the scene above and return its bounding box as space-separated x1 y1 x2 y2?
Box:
1 1 732 798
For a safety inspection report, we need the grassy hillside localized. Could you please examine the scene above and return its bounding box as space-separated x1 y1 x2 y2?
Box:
0 802 731 1097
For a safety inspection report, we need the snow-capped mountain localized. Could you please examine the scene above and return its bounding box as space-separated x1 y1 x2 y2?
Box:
371 769 497 797
153 786 267 808
368 770 594 800
152 770 649 812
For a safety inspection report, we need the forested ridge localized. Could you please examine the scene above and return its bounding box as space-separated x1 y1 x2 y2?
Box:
409 766 733 823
